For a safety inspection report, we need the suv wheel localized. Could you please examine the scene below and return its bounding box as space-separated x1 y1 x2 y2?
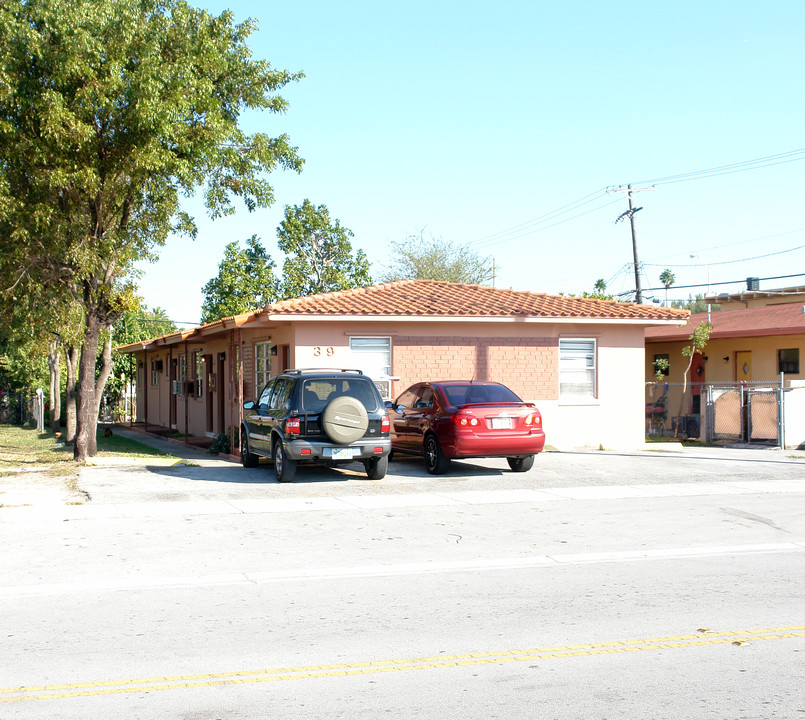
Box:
273 440 296 483
321 396 369 444
424 435 450 475
364 455 388 480
241 432 259 468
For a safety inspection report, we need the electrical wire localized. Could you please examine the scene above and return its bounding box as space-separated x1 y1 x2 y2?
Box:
467 148 805 254
627 148 805 187
468 195 620 252
643 243 805 268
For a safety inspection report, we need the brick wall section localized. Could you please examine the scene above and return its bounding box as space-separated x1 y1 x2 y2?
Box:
393 336 558 401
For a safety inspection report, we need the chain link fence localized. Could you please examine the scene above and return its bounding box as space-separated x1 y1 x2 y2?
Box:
0 391 37 426
646 380 795 446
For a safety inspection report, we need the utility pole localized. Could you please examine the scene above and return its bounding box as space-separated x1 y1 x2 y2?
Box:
607 184 655 303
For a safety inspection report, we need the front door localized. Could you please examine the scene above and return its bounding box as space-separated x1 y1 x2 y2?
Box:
735 351 752 382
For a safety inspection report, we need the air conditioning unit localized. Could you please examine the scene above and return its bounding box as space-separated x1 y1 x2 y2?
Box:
373 379 392 401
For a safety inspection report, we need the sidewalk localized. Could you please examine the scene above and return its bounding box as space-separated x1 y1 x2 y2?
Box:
106 425 239 468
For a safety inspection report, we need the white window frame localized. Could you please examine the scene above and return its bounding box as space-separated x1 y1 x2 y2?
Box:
559 338 597 402
254 341 271 392
349 336 392 399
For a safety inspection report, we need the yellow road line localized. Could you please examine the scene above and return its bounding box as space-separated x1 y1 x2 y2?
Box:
2 626 804 703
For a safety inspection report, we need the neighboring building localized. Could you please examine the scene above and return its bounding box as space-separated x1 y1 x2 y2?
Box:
116 280 688 452
705 281 805 310
645 302 805 447
646 303 805 385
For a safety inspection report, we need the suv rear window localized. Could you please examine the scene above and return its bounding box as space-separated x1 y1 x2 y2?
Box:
301 377 378 413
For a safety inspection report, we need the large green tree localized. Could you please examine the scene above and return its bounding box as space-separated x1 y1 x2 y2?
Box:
200 235 279 323
277 199 372 298
0 0 303 460
378 231 494 285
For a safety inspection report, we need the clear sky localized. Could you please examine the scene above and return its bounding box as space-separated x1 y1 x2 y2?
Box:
134 0 805 326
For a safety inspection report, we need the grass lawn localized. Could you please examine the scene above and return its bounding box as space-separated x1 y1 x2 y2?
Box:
0 424 178 477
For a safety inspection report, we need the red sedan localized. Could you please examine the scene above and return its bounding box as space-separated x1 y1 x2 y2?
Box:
385 381 545 474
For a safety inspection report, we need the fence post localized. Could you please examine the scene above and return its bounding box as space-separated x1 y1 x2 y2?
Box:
779 372 786 449
35 388 45 432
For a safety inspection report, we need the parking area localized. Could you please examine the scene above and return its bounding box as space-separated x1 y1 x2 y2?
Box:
2 425 803 514
70 430 805 505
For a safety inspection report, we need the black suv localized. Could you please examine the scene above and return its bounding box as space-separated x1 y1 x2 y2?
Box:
241 369 392 482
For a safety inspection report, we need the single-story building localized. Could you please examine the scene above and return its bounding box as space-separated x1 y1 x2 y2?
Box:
116 280 688 452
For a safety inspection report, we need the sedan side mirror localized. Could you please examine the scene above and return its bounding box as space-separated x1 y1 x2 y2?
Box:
243 400 255 410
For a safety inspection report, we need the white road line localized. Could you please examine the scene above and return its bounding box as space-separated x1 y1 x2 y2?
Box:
2 541 804 598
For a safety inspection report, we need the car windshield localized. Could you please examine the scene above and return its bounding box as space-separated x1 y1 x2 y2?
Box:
301 377 377 413
442 383 522 405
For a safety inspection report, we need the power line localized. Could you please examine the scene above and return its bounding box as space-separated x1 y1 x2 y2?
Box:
630 148 805 186
465 147 805 254
643 242 805 268
466 190 610 250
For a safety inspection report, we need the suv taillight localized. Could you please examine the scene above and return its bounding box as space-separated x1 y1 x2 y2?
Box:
380 413 390 433
285 417 301 435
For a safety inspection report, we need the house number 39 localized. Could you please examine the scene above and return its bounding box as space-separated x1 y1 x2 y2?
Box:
313 346 334 357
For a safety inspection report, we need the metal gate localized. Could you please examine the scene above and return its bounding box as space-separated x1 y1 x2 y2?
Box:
706 383 782 444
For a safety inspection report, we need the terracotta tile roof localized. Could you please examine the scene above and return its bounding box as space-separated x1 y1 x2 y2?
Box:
646 302 805 341
266 280 689 321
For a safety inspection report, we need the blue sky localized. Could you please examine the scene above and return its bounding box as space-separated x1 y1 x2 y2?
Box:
134 0 805 325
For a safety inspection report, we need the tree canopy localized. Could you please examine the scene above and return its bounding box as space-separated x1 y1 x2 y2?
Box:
0 0 303 460
378 231 493 285
200 235 279 323
277 199 371 298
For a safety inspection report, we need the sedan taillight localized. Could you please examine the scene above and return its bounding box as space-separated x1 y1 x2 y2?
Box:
453 413 479 427
285 417 301 435
524 412 542 427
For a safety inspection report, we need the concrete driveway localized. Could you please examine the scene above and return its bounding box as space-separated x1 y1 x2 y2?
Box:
3 426 802 521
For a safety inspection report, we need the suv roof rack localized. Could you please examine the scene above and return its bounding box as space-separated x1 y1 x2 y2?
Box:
283 368 364 375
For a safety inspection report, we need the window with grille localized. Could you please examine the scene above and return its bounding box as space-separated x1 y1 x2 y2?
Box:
349 337 392 398
559 338 597 400
778 348 800 374
254 342 271 392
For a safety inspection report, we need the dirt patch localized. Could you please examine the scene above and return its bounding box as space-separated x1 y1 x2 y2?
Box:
0 470 87 507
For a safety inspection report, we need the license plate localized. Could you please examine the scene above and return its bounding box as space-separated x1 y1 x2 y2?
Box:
491 417 513 429
328 448 356 460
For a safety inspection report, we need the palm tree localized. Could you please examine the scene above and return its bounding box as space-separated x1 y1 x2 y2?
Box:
594 278 607 294
659 269 676 306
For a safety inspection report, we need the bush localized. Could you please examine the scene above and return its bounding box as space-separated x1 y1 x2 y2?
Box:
209 427 238 455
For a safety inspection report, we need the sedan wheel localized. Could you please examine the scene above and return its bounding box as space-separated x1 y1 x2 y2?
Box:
507 455 535 472
424 435 450 475
273 441 296 483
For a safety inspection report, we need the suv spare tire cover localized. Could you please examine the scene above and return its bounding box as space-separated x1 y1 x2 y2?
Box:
322 396 369 444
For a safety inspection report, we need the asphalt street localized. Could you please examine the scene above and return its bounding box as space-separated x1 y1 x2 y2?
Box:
1 436 804 718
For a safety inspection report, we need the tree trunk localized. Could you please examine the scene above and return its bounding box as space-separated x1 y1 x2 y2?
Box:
47 337 61 431
64 345 78 445
91 334 114 454
674 352 695 439
74 316 102 462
